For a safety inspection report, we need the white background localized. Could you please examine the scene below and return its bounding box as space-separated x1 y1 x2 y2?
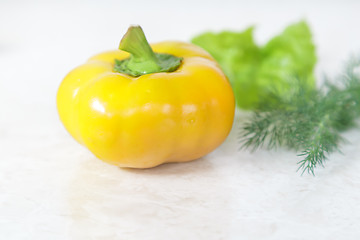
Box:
1 0 360 239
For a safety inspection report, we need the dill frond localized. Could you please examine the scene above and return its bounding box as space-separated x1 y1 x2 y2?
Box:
240 57 360 175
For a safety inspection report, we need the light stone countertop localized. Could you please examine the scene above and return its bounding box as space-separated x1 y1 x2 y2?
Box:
1 0 360 239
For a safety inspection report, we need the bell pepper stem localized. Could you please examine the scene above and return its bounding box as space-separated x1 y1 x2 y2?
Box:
114 25 182 77
119 26 161 74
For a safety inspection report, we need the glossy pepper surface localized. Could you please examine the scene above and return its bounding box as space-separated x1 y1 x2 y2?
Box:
57 26 235 168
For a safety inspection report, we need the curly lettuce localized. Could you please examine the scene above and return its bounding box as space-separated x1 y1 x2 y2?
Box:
191 21 316 109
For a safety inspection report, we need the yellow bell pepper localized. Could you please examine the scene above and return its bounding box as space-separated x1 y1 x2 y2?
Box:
57 26 235 168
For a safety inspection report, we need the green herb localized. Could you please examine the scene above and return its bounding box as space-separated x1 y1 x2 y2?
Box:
241 58 360 174
192 21 360 174
191 21 316 109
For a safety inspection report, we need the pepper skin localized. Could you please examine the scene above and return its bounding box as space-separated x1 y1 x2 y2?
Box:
57 41 235 168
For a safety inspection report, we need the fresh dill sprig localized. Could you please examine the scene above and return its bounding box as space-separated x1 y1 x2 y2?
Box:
240 57 360 175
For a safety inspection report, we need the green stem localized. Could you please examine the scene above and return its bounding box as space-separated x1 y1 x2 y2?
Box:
119 26 161 74
114 26 183 77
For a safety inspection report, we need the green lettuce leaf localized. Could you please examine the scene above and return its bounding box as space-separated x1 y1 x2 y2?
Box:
191 21 316 109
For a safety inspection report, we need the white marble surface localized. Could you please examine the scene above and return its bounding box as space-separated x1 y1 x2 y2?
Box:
1 0 360 239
